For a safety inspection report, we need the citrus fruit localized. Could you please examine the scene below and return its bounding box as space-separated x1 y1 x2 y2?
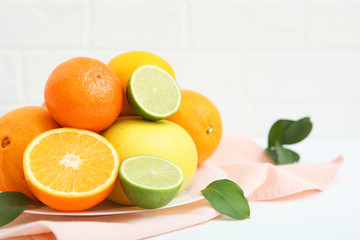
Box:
108 51 176 116
167 89 222 165
100 116 197 205
23 128 120 211
119 155 183 209
0 106 60 201
44 57 123 132
126 65 181 121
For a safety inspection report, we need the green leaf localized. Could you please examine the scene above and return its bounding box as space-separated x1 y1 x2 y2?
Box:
266 117 312 165
268 119 294 147
201 179 250 220
282 117 313 145
0 192 35 227
266 142 300 164
266 146 278 164
275 142 300 165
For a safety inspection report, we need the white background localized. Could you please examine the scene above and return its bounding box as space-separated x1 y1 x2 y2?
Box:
0 1 359 239
1 0 360 139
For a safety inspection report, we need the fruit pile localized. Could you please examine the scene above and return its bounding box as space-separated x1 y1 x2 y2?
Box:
0 51 222 211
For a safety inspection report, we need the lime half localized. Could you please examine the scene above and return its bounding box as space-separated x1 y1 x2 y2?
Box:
119 155 184 209
126 65 181 121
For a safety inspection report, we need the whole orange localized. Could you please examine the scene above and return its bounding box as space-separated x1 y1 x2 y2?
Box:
108 51 175 116
0 106 60 201
44 57 123 132
167 90 222 165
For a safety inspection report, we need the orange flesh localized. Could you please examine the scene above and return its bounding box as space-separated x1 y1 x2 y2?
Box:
28 132 115 194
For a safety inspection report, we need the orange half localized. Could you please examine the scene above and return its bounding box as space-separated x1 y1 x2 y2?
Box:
23 128 120 212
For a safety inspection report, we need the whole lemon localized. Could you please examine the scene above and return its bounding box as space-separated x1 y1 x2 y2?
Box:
100 116 198 205
108 51 175 116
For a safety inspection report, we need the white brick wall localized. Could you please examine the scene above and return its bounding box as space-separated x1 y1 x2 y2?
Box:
307 0 360 49
246 53 360 103
1 0 360 139
0 51 23 103
191 1 304 50
0 0 86 47
92 1 186 49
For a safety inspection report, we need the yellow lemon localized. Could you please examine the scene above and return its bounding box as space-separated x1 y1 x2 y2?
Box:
100 116 198 205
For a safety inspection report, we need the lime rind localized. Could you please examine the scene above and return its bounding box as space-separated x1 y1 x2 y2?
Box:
119 155 184 209
120 156 184 189
126 65 181 121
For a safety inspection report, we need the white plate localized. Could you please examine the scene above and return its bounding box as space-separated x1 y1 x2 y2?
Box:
24 162 227 216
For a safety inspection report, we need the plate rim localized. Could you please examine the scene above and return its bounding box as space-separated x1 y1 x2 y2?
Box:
23 162 227 216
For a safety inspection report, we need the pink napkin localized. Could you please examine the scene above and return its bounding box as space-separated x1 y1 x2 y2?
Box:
0 135 344 240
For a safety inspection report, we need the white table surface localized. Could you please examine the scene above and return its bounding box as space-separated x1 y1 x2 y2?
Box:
150 137 360 240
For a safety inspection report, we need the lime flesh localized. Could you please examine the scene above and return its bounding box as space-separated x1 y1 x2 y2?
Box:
126 65 181 121
119 155 184 209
